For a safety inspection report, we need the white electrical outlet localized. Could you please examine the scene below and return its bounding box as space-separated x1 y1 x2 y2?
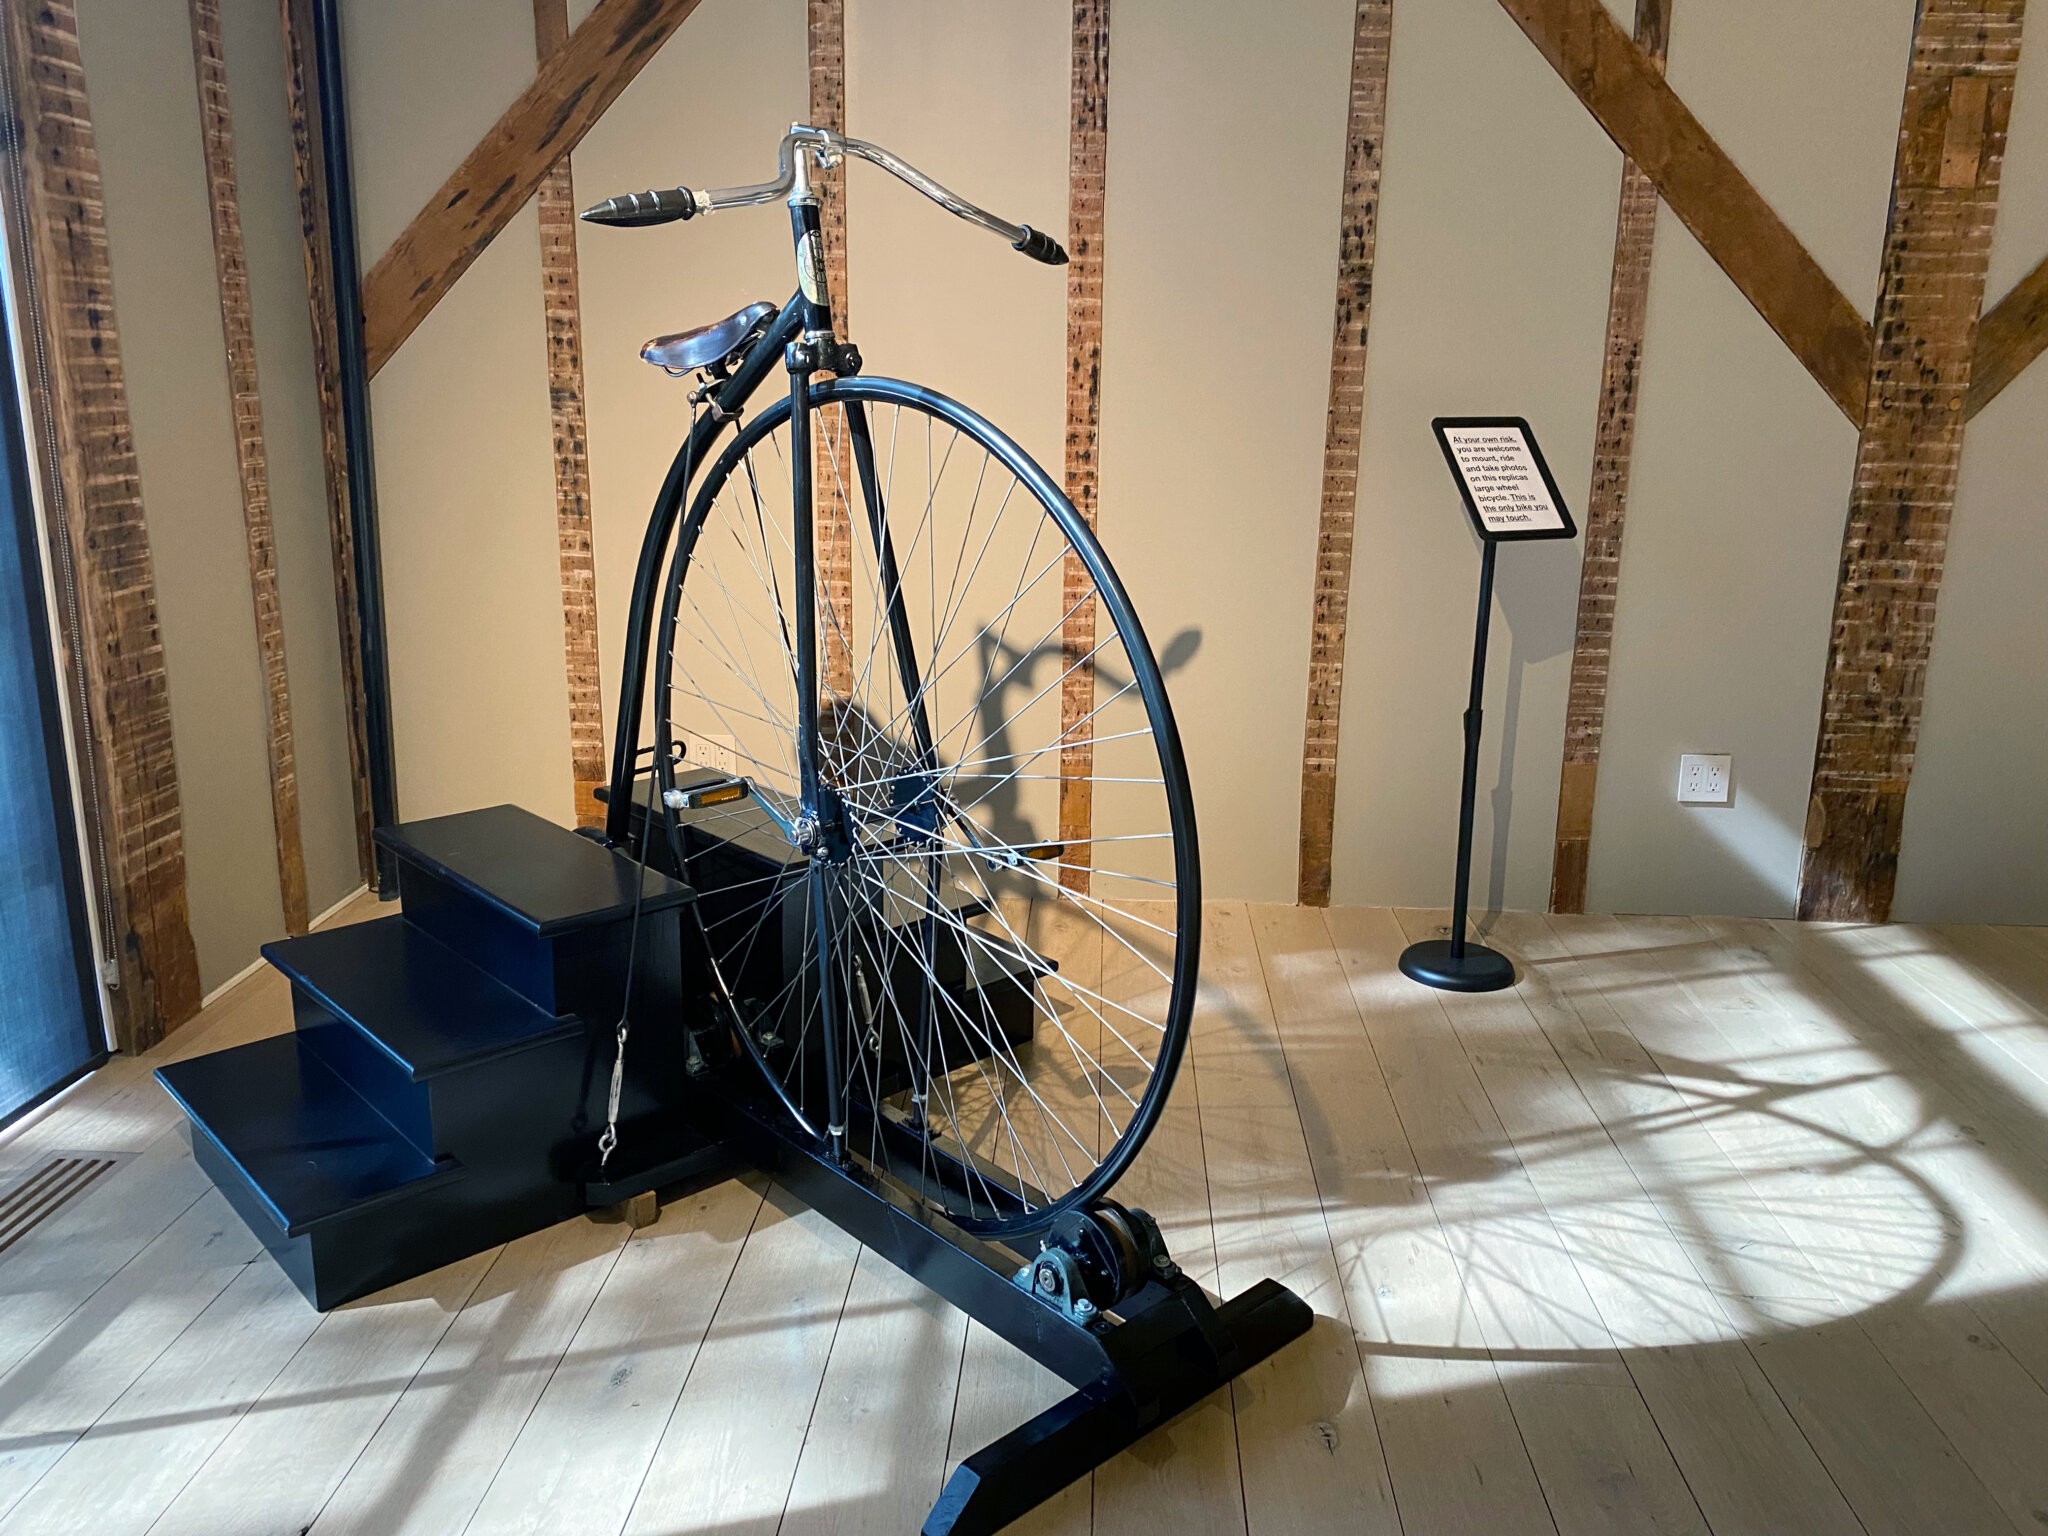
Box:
1677 753 1733 806
689 732 741 777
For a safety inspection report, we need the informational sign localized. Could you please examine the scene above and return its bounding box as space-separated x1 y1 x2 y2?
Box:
1432 417 1576 543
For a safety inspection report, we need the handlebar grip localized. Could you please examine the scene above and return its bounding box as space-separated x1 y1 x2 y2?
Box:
1011 225 1069 266
580 187 697 227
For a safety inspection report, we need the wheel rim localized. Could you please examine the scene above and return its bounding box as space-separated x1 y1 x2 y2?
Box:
655 377 1199 1237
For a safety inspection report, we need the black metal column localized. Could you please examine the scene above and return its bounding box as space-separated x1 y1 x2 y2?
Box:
1399 537 1515 992
309 0 400 893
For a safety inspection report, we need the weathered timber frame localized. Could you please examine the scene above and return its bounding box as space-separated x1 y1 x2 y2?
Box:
533 0 606 828
1295 0 1392 907
808 0 856 698
189 0 311 934
2 0 203 1048
1057 0 1113 896
1503 0 2044 922
1548 0 1670 915
1497 0 1874 425
1799 0 2026 922
1968 250 2048 416
360 0 705 378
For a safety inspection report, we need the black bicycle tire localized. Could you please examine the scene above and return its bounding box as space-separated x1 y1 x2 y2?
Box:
653 374 1201 1239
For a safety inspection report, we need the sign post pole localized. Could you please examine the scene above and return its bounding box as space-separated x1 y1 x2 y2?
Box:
1398 417 1576 994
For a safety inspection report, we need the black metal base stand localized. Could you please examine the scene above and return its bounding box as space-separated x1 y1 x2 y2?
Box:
1397 935 1515 993
922 1279 1308 1535
1403 538 1517 995
608 1090 1312 1536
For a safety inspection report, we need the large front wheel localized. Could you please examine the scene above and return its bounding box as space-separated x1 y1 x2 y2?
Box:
654 377 1197 1238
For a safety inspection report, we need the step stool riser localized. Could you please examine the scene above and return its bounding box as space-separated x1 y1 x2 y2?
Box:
292 995 435 1157
194 1129 582 1311
427 1037 596 1184
398 865 557 1010
399 863 684 1022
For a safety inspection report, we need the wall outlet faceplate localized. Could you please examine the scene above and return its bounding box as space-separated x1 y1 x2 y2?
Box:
1677 753 1733 806
688 732 742 777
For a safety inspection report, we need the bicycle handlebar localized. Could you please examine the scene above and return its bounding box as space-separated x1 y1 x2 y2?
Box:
580 185 696 227
579 125 1069 266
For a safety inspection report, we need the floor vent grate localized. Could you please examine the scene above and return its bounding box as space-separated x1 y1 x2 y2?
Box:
0 1155 121 1256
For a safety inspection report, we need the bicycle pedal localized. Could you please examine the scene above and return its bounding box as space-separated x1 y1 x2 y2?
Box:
663 776 751 812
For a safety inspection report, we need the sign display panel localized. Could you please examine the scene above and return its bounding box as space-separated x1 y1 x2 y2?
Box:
1432 417 1576 542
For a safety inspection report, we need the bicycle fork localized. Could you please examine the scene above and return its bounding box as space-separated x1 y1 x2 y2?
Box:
785 150 944 1169
785 155 851 1164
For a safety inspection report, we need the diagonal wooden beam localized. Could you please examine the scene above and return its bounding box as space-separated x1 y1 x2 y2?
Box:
1548 0 1670 916
1294 0 1392 908
1497 0 1875 424
1799 0 2026 923
1057 0 1113 896
4 0 203 1047
189 0 311 934
1966 249 2048 416
360 0 705 377
532 0 606 828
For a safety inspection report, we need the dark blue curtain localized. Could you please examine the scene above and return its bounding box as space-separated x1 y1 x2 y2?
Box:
0 292 106 1128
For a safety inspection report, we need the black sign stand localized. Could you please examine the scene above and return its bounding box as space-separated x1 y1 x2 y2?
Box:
1399 418 1576 994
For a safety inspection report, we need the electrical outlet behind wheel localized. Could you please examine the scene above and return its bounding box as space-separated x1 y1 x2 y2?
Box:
689 732 742 778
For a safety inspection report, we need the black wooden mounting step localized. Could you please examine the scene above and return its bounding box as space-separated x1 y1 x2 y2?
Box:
264 915 583 1081
156 1031 463 1238
159 803 704 1309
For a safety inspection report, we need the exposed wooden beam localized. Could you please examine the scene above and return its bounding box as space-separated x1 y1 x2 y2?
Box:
808 0 856 699
280 0 375 883
1055 0 1113 896
533 0 606 828
189 0 311 934
3 0 203 1048
1799 0 2025 923
1966 249 2048 417
360 0 705 378
1294 0 1392 908
1548 0 1670 916
1496 0 1875 425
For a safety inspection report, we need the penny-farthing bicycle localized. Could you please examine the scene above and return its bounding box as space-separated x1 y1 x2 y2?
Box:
584 126 1305 1536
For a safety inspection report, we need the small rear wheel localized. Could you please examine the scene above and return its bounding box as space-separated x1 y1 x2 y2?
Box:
654 376 1198 1238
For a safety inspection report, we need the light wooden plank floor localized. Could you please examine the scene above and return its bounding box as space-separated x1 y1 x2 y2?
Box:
5 897 2048 1535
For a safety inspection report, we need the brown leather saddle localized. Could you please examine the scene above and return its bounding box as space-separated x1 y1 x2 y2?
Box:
640 300 778 375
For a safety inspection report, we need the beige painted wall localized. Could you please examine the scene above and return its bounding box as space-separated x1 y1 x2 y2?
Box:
345 0 571 828
78 0 286 992
572 0 806 757
845 2 1067 478
322 0 2046 922
1330 0 1617 912
1100 0 1354 903
1894 32 2048 925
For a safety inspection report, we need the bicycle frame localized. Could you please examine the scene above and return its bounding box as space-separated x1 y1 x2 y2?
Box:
607 148 952 1164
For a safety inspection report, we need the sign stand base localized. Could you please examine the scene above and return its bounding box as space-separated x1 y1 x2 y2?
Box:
1397 936 1516 993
